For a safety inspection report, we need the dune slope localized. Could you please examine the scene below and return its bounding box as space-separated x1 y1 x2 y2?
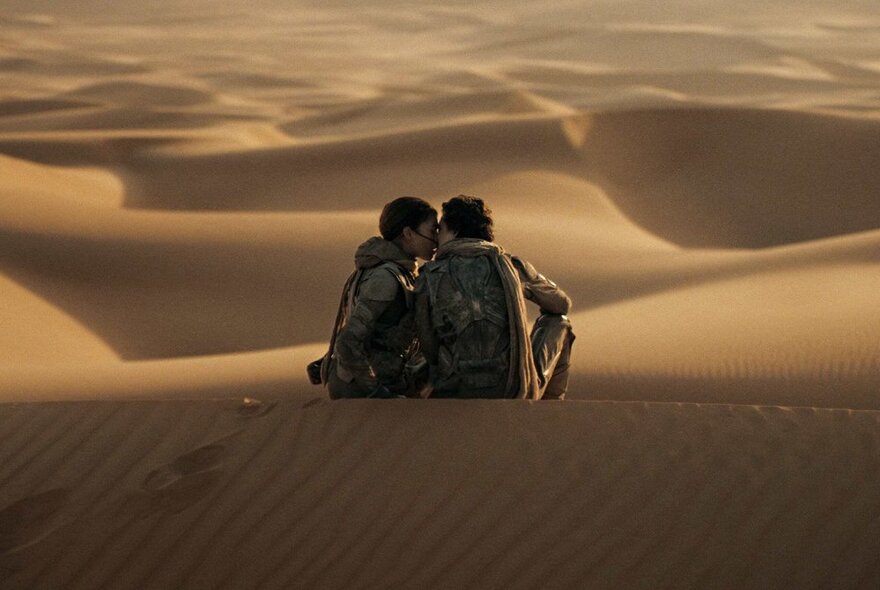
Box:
1 400 879 590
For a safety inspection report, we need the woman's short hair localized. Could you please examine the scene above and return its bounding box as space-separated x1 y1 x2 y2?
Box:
379 196 437 241
441 195 494 241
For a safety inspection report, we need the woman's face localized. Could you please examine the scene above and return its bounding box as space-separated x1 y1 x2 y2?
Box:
437 218 457 247
402 214 439 260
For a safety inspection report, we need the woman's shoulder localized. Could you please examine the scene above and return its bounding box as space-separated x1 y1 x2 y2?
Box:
358 264 406 302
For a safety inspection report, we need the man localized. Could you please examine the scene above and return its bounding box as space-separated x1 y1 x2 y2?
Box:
414 195 575 399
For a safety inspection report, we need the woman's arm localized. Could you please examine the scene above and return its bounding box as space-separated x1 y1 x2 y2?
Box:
334 269 398 393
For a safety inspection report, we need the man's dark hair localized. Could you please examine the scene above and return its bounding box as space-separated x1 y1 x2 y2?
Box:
441 195 494 241
379 196 437 241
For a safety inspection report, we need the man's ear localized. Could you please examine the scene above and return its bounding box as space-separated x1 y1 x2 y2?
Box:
401 226 413 241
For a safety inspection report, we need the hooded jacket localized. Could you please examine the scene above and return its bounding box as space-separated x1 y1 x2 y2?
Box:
322 237 419 396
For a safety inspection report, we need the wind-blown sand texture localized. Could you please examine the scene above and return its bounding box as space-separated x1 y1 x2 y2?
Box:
2 400 879 589
1 1 879 587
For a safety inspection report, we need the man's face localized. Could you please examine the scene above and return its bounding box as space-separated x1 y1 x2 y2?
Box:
437 218 457 247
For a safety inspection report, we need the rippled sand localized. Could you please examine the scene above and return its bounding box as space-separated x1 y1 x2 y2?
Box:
1 2 879 588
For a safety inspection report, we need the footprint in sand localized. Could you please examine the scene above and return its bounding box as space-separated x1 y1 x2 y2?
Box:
0 488 70 556
140 444 227 515
236 397 277 419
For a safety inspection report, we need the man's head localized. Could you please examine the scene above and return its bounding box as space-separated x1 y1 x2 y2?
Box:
438 195 494 246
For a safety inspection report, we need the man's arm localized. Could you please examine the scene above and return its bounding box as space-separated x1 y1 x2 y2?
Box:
510 256 571 315
334 270 398 393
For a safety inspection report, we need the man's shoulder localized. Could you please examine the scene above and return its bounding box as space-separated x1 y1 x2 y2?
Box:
414 259 449 297
508 254 539 281
420 259 449 274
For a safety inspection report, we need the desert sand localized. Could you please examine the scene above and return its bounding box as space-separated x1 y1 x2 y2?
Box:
1 1 879 588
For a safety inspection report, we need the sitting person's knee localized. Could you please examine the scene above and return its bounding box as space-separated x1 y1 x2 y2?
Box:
535 312 572 333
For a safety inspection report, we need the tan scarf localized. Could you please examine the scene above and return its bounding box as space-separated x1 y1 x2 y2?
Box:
434 238 540 400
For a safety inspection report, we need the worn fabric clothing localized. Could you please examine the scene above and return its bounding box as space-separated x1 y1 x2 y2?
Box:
319 237 420 399
512 258 574 399
510 257 571 316
353 237 418 274
416 238 574 400
415 238 543 399
530 313 575 400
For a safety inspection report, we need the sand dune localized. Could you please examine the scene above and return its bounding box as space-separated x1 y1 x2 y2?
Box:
195 70 316 91
504 65 873 103
569 263 880 408
1 129 878 403
1 2 879 587
1 400 879 589
281 90 561 138
0 99 96 118
2 152 877 408
120 114 589 210
0 53 148 77
580 108 880 247
63 81 217 108
5 104 875 249
0 274 117 365
449 27 781 71
0 107 263 133
0 182 373 360
0 345 322 402
0 13 57 28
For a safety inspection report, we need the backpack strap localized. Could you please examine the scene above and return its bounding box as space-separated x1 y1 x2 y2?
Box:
319 269 362 385
318 262 414 384
372 261 416 309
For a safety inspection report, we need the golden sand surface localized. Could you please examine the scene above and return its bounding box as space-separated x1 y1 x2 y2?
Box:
1 2 879 588
1 400 879 589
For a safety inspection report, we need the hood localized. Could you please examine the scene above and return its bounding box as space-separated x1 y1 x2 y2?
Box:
354 237 417 273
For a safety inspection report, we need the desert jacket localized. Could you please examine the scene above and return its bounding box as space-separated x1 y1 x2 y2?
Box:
321 237 419 396
414 238 570 399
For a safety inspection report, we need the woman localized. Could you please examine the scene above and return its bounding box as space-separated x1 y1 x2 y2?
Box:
309 196 438 398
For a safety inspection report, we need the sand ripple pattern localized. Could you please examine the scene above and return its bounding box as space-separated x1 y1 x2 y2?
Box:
0 400 878 589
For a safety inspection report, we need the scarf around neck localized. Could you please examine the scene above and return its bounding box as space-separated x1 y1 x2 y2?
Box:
434 237 501 260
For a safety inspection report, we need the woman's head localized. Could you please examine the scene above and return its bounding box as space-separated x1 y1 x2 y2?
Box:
438 195 494 246
379 196 438 260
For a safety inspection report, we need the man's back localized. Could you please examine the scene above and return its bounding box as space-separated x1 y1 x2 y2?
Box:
415 195 574 400
419 253 512 398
